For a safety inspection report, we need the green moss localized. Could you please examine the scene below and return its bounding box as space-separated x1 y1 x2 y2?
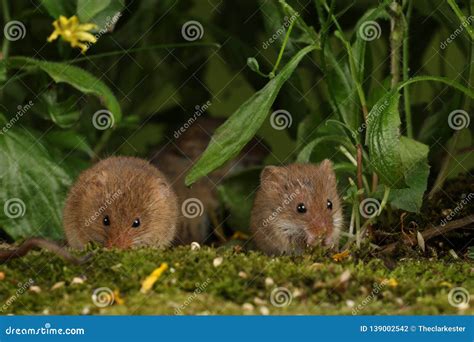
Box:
0 246 472 315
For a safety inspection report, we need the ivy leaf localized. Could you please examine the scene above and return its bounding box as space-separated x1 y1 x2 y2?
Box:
0 129 72 240
185 45 317 186
1 57 122 126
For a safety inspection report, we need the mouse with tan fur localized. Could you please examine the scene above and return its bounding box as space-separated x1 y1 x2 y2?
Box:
63 156 178 249
250 160 343 255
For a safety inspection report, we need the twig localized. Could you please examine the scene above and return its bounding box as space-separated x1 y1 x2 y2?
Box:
378 214 474 254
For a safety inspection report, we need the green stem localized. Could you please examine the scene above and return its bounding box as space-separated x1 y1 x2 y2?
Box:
1 0 11 60
269 18 296 77
68 42 221 64
402 0 413 138
447 0 474 39
92 129 113 160
378 186 391 216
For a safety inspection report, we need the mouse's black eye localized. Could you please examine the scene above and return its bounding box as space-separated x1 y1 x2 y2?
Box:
296 203 307 214
103 215 110 226
132 218 140 228
327 200 333 210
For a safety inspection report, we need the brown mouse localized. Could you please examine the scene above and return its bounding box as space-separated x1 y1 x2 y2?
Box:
250 160 343 255
63 156 178 249
151 117 269 245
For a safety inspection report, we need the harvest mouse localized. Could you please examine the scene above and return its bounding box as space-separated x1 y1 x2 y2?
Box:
63 156 178 249
151 117 269 245
250 160 343 255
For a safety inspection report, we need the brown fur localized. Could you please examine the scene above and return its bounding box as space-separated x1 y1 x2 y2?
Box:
250 160 343 255
63 156 178 249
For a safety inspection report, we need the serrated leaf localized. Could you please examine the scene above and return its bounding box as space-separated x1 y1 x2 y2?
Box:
185 45 317 186
0 129 72 240
1 57 122 125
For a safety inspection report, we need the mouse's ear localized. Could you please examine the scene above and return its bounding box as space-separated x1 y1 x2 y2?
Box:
260 166 286 185
319 159 336 180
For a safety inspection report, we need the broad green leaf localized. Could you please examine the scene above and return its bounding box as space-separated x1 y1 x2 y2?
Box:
365 91 405 187
0 129 72 240
297 135 354 162
40 0 76 18
185 45 317 186
46 131 94 157
1 57 122 125
389 137 430 212
77 0 112 21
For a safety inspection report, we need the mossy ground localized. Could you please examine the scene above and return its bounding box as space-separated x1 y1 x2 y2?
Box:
0 245 472 315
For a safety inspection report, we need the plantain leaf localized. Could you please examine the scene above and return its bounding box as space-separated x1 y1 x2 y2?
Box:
365 90 405 187
1 57 122 125
185 45 317 186
0 129 72 240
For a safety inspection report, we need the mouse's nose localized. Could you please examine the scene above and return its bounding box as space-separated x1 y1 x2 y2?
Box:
105 234 132 249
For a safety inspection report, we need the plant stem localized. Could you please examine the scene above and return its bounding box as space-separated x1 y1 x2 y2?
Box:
389 1 404 88
447 0 474 39
1 0 11 60
269 18 296 77
69 42 221 64
402 0 413 138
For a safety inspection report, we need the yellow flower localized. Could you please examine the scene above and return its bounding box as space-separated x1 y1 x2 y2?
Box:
47 15 97 54
332 249 350 262
382 277 398 288
140 263 168 294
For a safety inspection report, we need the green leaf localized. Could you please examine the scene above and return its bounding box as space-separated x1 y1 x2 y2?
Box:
389 137 430 212
365 91 405 187
0 129 72 240
185 45 317 186
46 131 94 158
77 0 124 30
297 135 354 163
36 90 81 129
1 57 122 125
40 0 77 18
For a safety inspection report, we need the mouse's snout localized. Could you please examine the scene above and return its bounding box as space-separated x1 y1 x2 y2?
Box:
105 233 133 249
